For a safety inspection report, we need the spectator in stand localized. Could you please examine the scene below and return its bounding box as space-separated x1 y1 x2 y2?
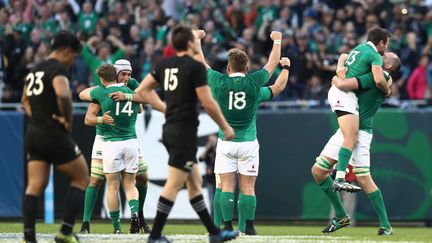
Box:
407 55 429 100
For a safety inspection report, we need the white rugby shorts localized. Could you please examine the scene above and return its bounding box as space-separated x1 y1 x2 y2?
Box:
214 139 259 176
91 135 105 160
328 86 359 115
102 139 139 173
321 129 373 167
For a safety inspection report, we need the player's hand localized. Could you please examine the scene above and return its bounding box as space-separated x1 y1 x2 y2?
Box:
193 29 206 40
109 92 126 101
222 126 235 141
336 67 347 79
52 114 71 132
331 75 341 86
102 111 114 125
270 31 282 41
280 57 290 67
386 75 393 87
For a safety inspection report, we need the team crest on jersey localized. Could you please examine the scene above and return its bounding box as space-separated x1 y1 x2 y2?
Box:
184 161 194 170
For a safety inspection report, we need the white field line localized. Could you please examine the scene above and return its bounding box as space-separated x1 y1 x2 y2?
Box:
0 233 418 243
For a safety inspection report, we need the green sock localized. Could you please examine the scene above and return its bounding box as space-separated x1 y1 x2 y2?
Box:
368 189 391 229
220 192 235 222
242 194 256 221
319 176 347 218
213 188 222 227
83 186 98 222
336 147 352 180
109 210 121 230
137 185 148 216
128 199 139 215
237 192 245 232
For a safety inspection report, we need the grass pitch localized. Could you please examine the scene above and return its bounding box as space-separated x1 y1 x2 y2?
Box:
1 222 431 242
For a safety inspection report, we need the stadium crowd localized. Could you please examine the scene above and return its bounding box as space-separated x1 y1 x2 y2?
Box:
0 0 431 104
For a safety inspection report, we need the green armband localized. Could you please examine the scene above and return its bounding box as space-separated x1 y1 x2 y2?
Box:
97 116 103 124
125 93 133 101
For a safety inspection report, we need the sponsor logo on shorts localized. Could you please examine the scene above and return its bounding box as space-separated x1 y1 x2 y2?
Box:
334 100 343 108
247 164 257 173
184 161 194 170
96 150 102 156
132 167 138 170
356 105 359 111
74 145 81 155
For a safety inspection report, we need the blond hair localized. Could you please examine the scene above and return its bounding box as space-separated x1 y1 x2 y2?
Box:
228 48 249 73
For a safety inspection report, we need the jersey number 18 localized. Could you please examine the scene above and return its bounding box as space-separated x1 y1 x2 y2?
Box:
228 91 246 110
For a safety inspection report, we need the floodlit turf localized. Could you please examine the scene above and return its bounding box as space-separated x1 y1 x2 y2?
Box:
1 222 431 242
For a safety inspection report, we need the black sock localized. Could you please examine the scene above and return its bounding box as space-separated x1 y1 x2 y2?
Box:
61 187 85 235
150 196 174 239
23 195 39 241
139 210 145 222
224 221 233 231
190 194 220 235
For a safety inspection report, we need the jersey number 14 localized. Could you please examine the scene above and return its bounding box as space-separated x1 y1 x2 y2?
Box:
115 101 133 116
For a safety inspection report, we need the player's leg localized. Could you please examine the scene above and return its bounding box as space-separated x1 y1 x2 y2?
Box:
81 135 106 233
136 154 151 233
334 111 361 192
186 164 239 242
237 140 260 235
23 160 51 243
122 172 140 233
80 159 105 234
105 172 122 233
353 131 392 235
213 174 223 227
55 154 89 242
149 165 189 241
238 175 257 235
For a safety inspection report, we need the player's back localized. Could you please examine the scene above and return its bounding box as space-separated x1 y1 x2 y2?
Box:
25 58 69 130
345 43 383 79
208 69 270 141
152 55 207 128
98 84 139 141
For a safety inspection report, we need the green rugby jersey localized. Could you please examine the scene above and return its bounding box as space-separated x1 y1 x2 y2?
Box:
91 83 139 141
345 42 383 82
208 69 271 142
93 79 140 136
356 71 390 133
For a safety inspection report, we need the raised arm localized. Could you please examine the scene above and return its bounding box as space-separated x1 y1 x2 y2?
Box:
263 31 282 77
196 86 234 140
52 75 73 131
192 30 210 70
269 57 290 97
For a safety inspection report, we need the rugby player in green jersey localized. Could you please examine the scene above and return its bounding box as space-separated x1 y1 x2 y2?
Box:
328 28 392 192
79 60 165 234
193 30 290 234
81 64 141 233
312 52 401 235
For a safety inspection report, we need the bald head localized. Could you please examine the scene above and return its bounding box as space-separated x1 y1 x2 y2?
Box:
383 52 401 74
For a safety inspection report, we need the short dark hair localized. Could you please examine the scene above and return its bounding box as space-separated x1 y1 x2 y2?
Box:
389 57 401 73
228 48 249 73
51 31 82 53
96 64 116 82
367 27 391 45
171 25 194 52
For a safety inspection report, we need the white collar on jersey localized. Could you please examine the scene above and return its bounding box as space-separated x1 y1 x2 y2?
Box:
366 41 378 53
106 83 125 88
229 72 246 77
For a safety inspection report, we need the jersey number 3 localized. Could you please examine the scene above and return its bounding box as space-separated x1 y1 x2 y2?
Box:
25 71 45 96
228 91 246 110
164 68 178 91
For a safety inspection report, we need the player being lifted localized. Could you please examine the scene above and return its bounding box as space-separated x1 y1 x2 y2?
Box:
80 64 142 233
79 59 164 234
328 27 392 192
312 52 401 235
134 25 239 243
193 30 290 235
22 31 89 243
